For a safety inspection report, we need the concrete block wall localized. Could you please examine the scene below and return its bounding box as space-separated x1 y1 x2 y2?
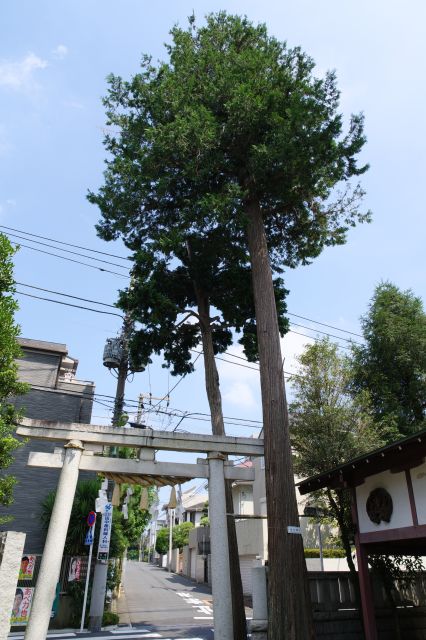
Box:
0 341 95 553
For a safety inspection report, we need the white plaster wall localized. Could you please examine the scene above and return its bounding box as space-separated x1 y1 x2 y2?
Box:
410 462 426 525
306 557 350 572
356 470 412 533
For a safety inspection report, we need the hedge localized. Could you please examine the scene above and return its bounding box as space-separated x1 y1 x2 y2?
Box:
304 548 346 558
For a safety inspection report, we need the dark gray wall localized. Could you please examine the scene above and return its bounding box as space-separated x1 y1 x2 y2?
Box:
16 351 60 388
0 348 95 553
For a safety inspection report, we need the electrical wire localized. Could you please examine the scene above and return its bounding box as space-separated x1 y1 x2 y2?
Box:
5 231 129 271
16 290 124 318
16 282 118 308
0 224 130 261
3 225 365 340
9 241 129 278
27 383 262 428
287 312 363 339
289 321 361 345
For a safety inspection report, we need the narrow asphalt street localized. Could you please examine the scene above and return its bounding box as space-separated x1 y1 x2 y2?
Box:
115 560 215 639
9 561 253 639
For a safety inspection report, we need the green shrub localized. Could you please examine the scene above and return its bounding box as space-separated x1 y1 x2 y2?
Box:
304 548 346 558
102 611 119 626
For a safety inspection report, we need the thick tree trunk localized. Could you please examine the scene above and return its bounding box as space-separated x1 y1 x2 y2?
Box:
190 265 247 640
246 200 315 640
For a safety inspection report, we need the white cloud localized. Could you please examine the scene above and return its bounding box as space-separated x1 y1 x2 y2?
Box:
281 330 315 376
52 45 68 60
223 381 257 409
64 99 84 110
0 52 47 90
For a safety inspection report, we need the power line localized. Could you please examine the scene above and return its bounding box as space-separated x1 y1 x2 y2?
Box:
289 321 361 345
288 329 352 351
16 282 118 308
9 241 129 278
3 225 365 340
16 290 124 318
26 383 262 429
15 282 361 348
0 224 130 261
287 312 363 339
4 231 129 271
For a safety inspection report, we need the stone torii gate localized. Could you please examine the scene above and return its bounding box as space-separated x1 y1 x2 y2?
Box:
16 418 264 640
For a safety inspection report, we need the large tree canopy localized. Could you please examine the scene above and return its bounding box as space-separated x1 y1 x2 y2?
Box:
91 13 369 271
0 234 27 522
351 282 426 437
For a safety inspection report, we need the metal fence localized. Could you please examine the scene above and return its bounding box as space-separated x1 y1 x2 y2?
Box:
16 554 92 594
308 571 426 611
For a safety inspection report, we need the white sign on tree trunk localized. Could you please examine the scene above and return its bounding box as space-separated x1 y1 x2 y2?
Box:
97 503 113 561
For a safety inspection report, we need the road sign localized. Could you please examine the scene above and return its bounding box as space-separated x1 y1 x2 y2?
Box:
87 511 96 527
84 528 94 546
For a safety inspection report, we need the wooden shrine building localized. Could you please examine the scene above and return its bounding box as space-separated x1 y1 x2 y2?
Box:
298 428 426 640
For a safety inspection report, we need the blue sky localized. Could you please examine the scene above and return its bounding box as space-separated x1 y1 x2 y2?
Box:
1 1 425 484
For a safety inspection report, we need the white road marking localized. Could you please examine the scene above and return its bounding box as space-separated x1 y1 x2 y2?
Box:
194 605 213 615
193 616 214 620
111 631 150 635
9 636 76 639
186 598 204 605
101 635 162 639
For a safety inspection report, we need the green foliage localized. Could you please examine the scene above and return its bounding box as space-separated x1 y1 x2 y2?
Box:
0 234 28 523
41 479 101 555
200 516 210 527
106 558 122 594
290 338 387 477
155 527 169 555
351 282 426 437
103 611 119 626
173 521 194 549
304 548 346 558
89 12 369 371
41 479 154 557
290 338 386 575
155 521 194 554
110 484 154 557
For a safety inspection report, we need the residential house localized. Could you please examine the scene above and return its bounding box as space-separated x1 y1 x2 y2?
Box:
0 338 95 553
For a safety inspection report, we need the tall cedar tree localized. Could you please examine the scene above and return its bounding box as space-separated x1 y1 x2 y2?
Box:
351 282 426 437
290 339 386 585
0 234 27 523
89 13 370 639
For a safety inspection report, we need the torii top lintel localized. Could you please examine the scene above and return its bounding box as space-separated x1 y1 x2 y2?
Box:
16 418 264 457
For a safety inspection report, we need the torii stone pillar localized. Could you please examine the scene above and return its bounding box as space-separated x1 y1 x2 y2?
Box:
208 453 233 640
25 440 84 640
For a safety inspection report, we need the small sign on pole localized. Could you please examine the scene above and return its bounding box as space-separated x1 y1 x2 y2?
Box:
97 502 113 562
84 528 94 546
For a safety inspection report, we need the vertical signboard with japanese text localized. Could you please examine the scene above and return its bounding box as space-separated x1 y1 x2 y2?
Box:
97 502 113 561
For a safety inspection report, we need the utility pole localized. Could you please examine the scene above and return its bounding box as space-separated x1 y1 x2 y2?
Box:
88 313 133 632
